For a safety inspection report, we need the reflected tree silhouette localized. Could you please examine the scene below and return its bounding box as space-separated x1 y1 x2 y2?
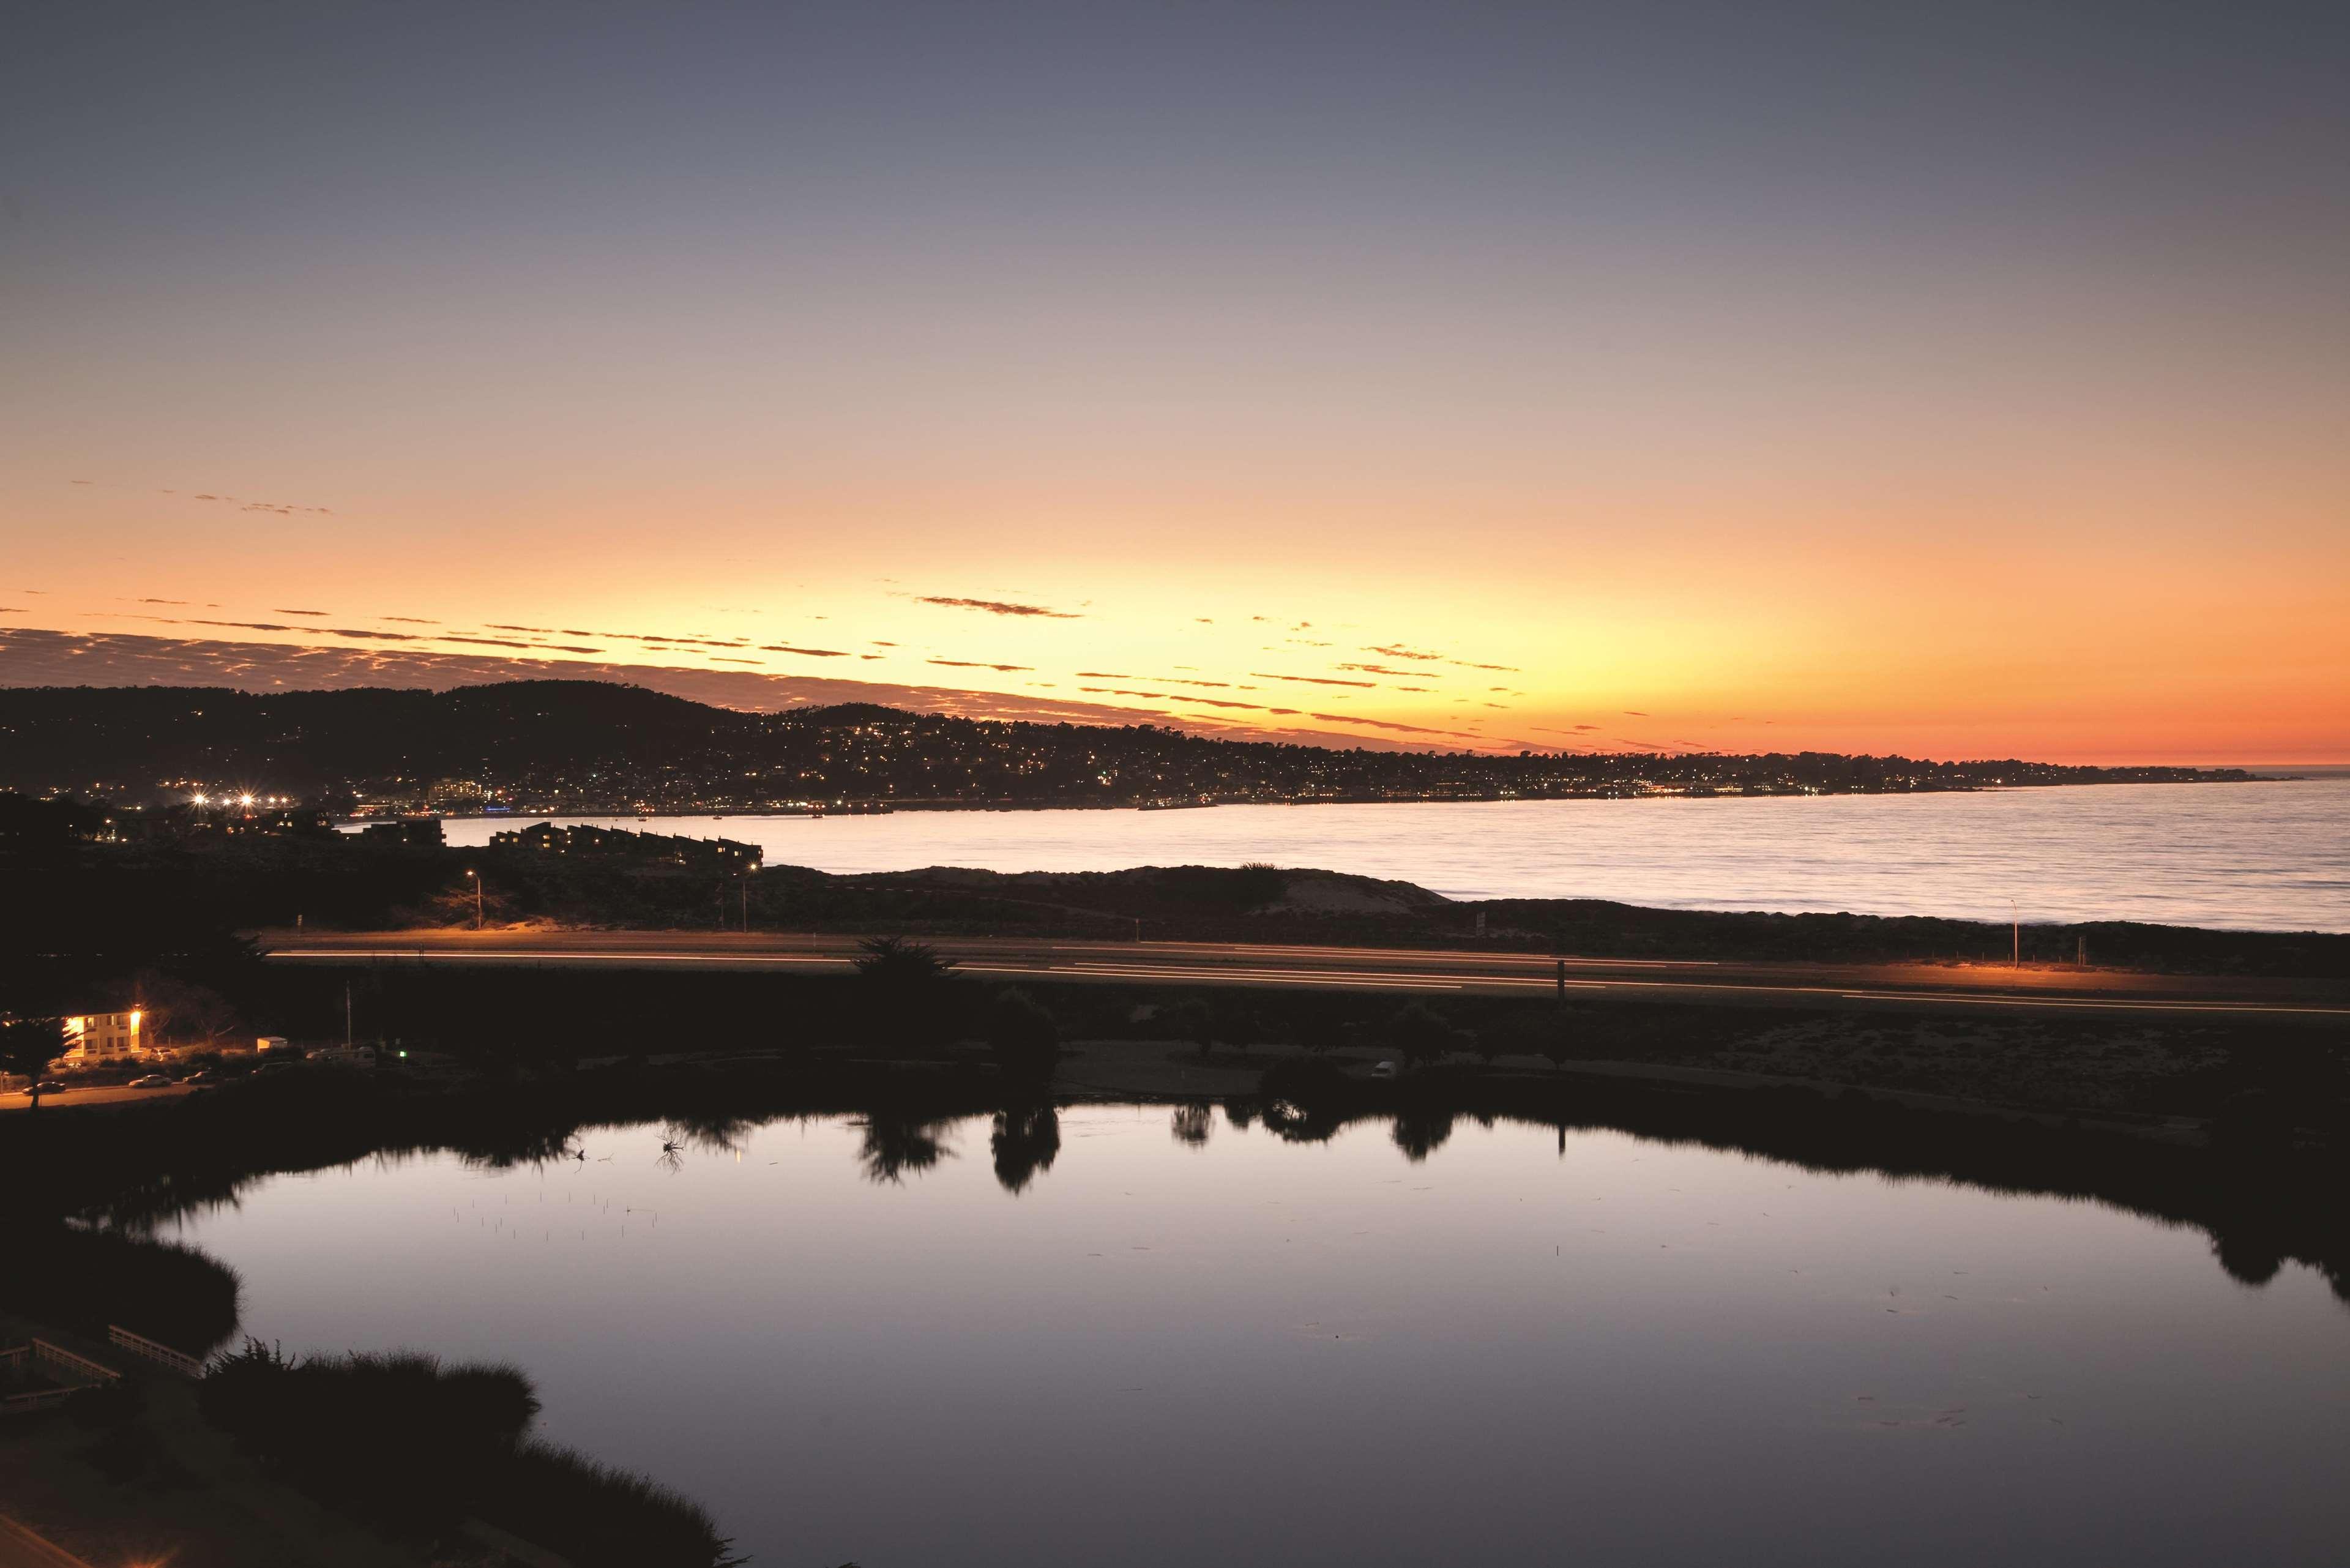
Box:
1170 1103 1214 1147
990 1105 1061 1195
667 1116 753 1158
858 1112 955 1184
1391 1106 1457 1163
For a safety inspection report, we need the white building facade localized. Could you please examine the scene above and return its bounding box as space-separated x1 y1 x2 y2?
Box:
62 1010 145 1066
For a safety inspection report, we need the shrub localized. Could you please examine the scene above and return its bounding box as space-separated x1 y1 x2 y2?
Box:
1 1224 242 1354
490 1439 744 1568
1387 1002 1460 1070
197 1341 739 1564
985 988 1061 1083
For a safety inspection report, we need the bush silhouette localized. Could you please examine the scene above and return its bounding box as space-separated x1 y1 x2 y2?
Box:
986 988 1061 1083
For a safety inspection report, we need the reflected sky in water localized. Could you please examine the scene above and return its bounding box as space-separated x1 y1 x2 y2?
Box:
173 1110 2350 1566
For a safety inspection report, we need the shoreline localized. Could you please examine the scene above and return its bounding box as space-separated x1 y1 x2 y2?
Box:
355 769 2300 824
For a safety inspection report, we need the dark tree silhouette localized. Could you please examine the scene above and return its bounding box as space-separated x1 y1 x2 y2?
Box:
0 1017 64 1108
134 969 242 1050
1388 1001 1458 1071
985 988 1061 1085
1165 996 1217 1059
1294 1010 1351 1057
852 935 957 985
851 936 964 1052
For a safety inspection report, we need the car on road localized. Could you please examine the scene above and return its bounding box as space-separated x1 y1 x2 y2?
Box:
181 1069 216 1085
127 1074 176 1089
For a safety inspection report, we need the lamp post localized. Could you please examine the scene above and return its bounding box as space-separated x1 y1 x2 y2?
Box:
466 868 482 930
2011 898 2020 969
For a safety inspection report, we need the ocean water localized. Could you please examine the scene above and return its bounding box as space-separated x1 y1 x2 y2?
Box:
431 775 2350 931
170 1110 2350 1568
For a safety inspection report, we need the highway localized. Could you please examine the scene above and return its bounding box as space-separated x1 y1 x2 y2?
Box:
259 930 2350 1026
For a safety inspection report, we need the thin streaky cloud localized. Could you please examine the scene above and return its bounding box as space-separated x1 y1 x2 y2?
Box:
917 596 1081 619
1251 672 1377 688
1307 712 1482 741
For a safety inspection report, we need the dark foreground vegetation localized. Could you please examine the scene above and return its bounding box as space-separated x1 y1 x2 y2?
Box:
1 1225 242 1354
200 1342 742 1567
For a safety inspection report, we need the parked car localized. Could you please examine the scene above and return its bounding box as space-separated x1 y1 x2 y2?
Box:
180 1069 215 1085
127 1074 175 1089
34 1079 69 1095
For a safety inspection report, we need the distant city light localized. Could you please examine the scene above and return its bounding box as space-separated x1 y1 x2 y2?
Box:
192 793 208 805
238 793 256 807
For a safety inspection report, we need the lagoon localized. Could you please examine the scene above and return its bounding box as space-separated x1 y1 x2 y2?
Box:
170 1108 2350 1566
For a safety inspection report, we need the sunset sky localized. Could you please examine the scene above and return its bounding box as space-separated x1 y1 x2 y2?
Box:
4 2 2345 763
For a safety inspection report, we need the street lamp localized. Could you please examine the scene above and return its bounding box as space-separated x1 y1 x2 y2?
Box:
466 868 481 930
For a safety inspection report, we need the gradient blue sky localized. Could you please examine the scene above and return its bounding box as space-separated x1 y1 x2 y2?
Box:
5 2 2346 759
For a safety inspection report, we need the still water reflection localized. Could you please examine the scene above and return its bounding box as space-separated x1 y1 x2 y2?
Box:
171 1110 2350 1566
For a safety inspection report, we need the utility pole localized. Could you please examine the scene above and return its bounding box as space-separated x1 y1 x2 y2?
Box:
466 868 481 930
2011 898 2020 968
344 983 353 1049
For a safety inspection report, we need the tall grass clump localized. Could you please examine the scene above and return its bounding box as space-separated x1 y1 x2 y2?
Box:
491 1438 745 1568
1 1223 242 1353
198 1341 739 1566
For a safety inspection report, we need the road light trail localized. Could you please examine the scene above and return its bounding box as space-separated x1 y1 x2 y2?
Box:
259 935 2350 1022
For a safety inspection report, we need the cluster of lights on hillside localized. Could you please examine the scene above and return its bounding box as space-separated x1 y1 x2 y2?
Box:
189 791 291 807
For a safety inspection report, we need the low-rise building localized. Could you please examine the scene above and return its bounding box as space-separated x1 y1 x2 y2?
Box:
489 821 760 874
61 1009 144 1066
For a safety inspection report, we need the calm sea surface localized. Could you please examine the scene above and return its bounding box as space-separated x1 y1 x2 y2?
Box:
171 1111 2350 1567
432 775 2350 931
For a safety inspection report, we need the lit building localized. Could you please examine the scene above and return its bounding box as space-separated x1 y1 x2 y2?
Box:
62 1010 144 1066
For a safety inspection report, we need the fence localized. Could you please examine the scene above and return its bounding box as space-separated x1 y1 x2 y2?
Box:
2 1386 75 1416
108 1324 204 1377
0 1340 119 1419
31 1338 120 1386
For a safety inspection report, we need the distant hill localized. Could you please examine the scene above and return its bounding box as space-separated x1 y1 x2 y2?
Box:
0 679 2255 808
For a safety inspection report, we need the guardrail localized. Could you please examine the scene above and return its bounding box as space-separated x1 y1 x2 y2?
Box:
108 1325 204 1377
2 1386 76 1416
31 1339 119 1386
